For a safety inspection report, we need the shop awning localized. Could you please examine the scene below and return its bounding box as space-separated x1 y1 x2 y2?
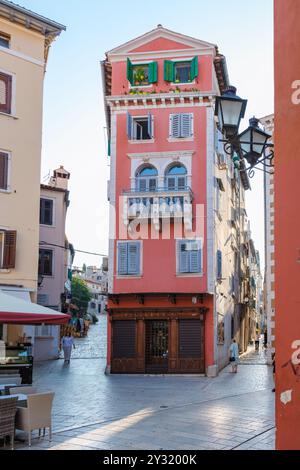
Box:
0 291 70 325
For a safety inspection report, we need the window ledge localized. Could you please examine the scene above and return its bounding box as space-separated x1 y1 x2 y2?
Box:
176 273 203 278
116 275 142 279
0 112 18 120
167 137 194 142
171 80 196 86
0 269 11 273
129 84 154 90
0 189 11 194
128 139 155 144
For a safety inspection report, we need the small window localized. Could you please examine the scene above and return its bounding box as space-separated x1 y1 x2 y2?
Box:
39 249 53 276
0 152 9 190
178 240 202 274
166 164 187 191
136 165 158 192
164 57 198 83
0 33 10 49
169 113 193 138
0 72 12 114
40 198 53 225
0 230 17 269
174 61 192 83
127 112 153 140
117 241 141 276
127 59 157 86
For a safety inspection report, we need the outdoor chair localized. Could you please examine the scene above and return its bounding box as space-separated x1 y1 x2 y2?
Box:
15 392 54 447
9 386 37 395
0 396 18 450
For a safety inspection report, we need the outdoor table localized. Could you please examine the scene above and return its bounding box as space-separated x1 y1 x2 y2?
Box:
0 393 27 406
0 384 17 395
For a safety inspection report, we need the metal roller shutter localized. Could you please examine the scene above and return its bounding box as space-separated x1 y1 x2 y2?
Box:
179 319 203 358
112 320 136 358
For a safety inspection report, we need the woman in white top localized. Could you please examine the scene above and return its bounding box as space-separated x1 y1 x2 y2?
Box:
229 339 239 373
61 332 75 364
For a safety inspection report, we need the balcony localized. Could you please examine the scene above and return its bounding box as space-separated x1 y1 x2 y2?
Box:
122 186 193 230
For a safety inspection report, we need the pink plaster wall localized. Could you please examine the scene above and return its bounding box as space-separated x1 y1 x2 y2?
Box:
113 106 208 294
130 37 194 53
111 54 213 96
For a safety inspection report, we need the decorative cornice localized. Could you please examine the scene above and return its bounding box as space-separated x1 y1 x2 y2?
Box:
127 150 195 160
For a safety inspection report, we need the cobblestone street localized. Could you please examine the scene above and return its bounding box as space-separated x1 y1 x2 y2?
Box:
7 315 275 451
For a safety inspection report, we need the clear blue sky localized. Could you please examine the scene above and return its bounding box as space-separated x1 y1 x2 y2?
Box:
20 0 273 269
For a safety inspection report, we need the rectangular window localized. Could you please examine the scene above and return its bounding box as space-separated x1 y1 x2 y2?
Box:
0 230 17 269
127 58 158 86
0 152 8 190
39 249 53 276
0 72 12 114
169 113 193 138
127 112 153 140
0 33 10 48
164 57 198 83
178 240 202 274
40 198 54 225
117 241 141 276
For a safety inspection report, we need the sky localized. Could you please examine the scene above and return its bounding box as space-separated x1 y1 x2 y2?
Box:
19 0 273 270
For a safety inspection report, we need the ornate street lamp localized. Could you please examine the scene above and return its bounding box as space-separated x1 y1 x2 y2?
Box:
215 87 274 178
215 86 247 138
238 117 272 167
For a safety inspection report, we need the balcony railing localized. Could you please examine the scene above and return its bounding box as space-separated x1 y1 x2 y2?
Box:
122 186 193 230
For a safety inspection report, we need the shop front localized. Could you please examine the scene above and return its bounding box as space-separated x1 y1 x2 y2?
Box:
108 293 213 375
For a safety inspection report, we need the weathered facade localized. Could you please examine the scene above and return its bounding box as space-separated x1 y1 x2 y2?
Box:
102 26 251 375
0 0 65 343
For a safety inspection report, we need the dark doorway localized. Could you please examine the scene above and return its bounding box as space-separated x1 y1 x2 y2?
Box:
145 321 168 373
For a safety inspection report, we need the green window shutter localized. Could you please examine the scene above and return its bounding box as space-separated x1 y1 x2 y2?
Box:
191 56 199 80
164 60 174 82
148 62 158 83
107 139 111 157
127 58 133 85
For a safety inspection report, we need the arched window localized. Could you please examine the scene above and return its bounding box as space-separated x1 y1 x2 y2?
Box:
136 165 158 192
165 164 187 190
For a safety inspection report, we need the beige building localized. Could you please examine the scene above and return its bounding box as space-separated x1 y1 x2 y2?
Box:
260 114 275 364
0 1 65 342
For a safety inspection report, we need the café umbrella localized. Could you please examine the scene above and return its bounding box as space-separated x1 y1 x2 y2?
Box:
0 291 70 325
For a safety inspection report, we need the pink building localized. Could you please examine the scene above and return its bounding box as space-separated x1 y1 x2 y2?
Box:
102 26 249 375
33 166 73 360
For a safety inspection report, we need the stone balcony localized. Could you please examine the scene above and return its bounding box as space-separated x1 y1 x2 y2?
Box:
122 187 193 230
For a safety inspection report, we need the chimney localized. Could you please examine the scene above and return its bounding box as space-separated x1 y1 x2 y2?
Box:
49 165 70 190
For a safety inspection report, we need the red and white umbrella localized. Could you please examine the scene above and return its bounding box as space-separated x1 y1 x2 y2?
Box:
0 291 70 325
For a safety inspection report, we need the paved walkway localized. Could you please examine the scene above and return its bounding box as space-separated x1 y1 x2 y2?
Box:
10 317 275 450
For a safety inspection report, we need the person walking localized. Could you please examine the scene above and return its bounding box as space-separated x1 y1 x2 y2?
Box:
229 339 240 373
61 332 75 364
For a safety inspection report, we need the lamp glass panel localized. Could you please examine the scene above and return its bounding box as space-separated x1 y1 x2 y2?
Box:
221 99 243 127
240 129 251 154
252 131 267 156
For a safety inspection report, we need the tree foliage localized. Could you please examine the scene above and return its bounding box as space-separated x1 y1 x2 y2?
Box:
71 277 91 314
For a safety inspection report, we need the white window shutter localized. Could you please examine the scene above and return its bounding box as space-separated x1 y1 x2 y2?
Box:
170 114 180 138
180 113 192 138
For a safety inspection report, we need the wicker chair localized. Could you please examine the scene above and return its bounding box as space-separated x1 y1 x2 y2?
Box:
0 397 18 450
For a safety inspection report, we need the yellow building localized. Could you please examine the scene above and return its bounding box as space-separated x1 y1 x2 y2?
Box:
0 1 65 342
